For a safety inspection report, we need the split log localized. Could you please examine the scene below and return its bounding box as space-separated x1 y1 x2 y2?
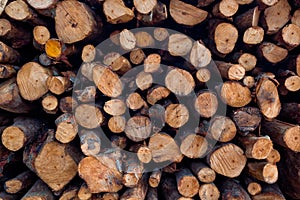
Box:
262 0 291 35
108 116 126 134
130 48 145 65
26 0 58 17
219 81 252 107
0 78 34 113
259 42 288 64
169 0 208 26
238 135 273 159
180 134 208 159
255 76 281 119
55 0 100 43
136 71 153 91
247 162 278 184
0 19 31 49
209 115 237 142
194 91 218 118
42 94 58 114
5 0 45 25
165 104 189 128
104 99 126 115
198 183 220 200
190 41 212 69
78 155 123 193
74 104 104 129
55 113 78 144
212 0 239 18
243 26 264 45
234 6 260 32
207 143 247 178
168 34 193 57
119 29 136 51
23 130 79 191
175 168 200 198
148 132 183 163
93 64 123 98
165 68 195 96
261 119 300 152
21 179 54 200
16 62 52 101
120 174 148 200
47 76 70 95
125 116 152 142
103 0 134 24
148 170 162 188
1 117 44 151
0 42 21 64
4 171 36 194
232 107 261 134
190 161 216 183
220 179 251 200
215 61 245 81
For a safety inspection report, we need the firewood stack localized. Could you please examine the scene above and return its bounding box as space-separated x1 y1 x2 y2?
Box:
0 0 300 199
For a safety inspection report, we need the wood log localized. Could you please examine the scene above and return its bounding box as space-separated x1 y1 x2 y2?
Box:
212 0 239 18
119 29 136 51
4 171 36 194
93 64 123 98
78 156 123 193
0 19 31 49
283 75 300 92
209 115 237 142
104 99 126 115
261 119 300 152
169 0 208 26
5 0 45 25
75 104 104 129
148 170 162 188
238 135 273 159
243 76 255 88
1 117 44 151
175 168 200 198
122 156 143 188
232 107 261 134
126 92 147 110
47 76 70 95
146 187 158 200
130 48 145 65
136 71 152 91
101 193 119 200
23 130 79 191
292 9 300 27
247 162 278 184
243 26 264 45
219 179 251 200
165 68 195 96
180 134 208 159
136 1 167 26
55 113 78 144
75 86 96 103
279 102 300 124
194 91 218 118
234 6 260 32
42 94 58 114
78 129 101 156
190 41 212 69
215 61 245 81
55 0 100 43
243 176 262 196
125 116 152 142
266 148 281 163
0 78 34 113
134 0 157 14
233 52 257 72
165 104 189 128
153 27 169 42
108 116 126 133
148 132 183 163
198 183 220 200
259 42 288 64
252 184 285 200
219 81 252 107
0 42 21 64
78 183 92 200
26 0 58 16
275 24 300 50
160 176 192 200
33 26 50 51
213 22 238 55
168 34 193 57
207 143 247 178
109 55 132 75
135 31 155 48
103 0 134 24
16 62 52 101
59 184 79 200
120 174 148 200
262 0 291 35
59 96 78 113
21 179 54 200
190 161 216 183
255 76 281 119
0 64 16 79
144 53 161 73
147 86 170 105
137 146 152 163
196 68 211 83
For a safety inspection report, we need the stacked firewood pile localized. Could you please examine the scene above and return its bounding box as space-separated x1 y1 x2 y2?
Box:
0 0 300 199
